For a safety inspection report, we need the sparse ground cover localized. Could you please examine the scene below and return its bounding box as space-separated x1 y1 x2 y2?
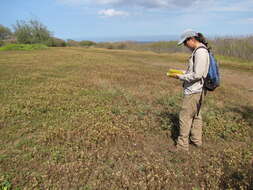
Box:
0 47 252 189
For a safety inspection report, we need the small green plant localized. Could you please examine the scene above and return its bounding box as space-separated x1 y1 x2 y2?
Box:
0 180 12 190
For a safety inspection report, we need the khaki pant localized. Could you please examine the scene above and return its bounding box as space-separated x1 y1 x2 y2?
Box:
177 92 205 151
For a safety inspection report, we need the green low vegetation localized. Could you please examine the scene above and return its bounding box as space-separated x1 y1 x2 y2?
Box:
0 44 48 51
0 47 252 189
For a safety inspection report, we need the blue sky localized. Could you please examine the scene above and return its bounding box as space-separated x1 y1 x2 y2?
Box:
1 0 253 41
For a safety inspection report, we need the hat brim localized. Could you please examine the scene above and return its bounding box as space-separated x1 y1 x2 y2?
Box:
177 37 186 46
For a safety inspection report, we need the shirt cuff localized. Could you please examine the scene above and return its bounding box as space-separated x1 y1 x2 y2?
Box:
178 74 185 81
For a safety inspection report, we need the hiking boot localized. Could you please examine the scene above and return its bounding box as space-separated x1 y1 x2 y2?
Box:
191 144 202 149
168 145 188 153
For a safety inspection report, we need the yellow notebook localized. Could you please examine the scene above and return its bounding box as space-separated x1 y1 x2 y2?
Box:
166 69 184 77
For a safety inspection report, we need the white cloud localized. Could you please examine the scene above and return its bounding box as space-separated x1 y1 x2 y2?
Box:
246 18 253 23
207 0 253 12
57 0 89 5
96 0 121 4
57 0 253 12
95 0 200 8
57 0 203 9
98 9 129 17
226 17 253 25
239 18 253 24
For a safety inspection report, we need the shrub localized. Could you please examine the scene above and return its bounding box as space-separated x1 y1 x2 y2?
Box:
13 19 51 44
66 39 80 47
0 25 13 40
116 43 127 49
0 41 4 47
95 42 128 50
94 36 253 61
2 37 17 45
79 40 96 47
0 37 18 47
212 36 253 61
45 37 66 47
95 41 186 52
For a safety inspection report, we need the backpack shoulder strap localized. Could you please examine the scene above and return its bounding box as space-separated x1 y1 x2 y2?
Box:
193 46 209 113
192 46 208 72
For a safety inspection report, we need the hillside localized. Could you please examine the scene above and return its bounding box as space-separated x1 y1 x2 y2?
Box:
0 47 252 189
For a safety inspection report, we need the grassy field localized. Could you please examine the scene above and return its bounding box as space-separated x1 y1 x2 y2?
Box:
0 47 252 189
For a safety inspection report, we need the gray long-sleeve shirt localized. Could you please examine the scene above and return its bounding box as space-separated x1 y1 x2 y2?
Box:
178 44 210 95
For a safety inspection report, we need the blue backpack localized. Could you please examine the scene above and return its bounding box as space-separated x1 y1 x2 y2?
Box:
194 47 220 91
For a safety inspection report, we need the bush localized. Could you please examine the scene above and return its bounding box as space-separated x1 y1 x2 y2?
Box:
2 37 17 45
79 40 96 47
45 37 66 47
0 25 13 40
0 41 4 47
66 39 80 47
13 19 51 44
95 41 186 52
95 42 127 50
212 36 253 61
0 44 48 51
0 37 18 47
